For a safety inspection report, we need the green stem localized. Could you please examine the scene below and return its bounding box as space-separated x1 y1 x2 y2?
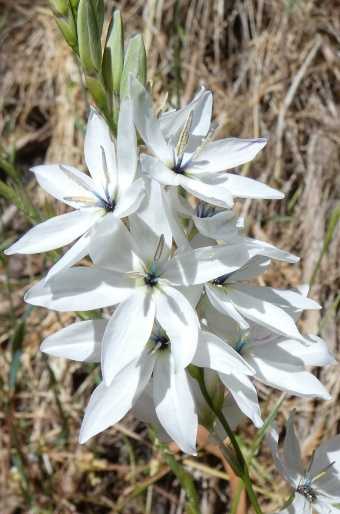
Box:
149 428 201 514
196 368 263 514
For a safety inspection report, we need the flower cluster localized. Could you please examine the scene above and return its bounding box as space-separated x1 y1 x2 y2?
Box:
6 76 336 456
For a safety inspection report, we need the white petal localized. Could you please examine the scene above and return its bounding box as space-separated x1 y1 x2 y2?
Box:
161 187 191 250
219 173 284 199
266 421 296 487
79 359 152 443
274 334 337 366
101 288 155 385
45 228 92 284
192 330 254 375
192 211 239 241
129 75 172 163
25 267 133 311
154 287 199 371
153 354 197 455
241 237 299 263
113 177 145 218
177 174 234 208
129 178 173 269
313 500 339 514
283 411 304 486
159 87 208 139
5 209 100 255
117 97 137 188
219 372 263 428
237 284 321 311
89 214 141 272
311 434 340 500
165 242 261 286
140 154 179 185
228 288 307 343
230 254 271 281
84 108 117 194
32 164 98 209
205 283 250 329
41 320 108 361
273 494 311 514
251 358 331 399
197 138 267 172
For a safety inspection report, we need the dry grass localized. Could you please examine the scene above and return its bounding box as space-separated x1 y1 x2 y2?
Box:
0 0 339 513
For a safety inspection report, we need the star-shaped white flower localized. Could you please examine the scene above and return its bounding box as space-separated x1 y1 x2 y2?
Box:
129 75 283 208
5 99 145 282
268 410 340 514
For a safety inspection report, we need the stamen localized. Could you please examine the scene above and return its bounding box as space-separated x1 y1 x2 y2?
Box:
63 196 100 205
195 124 217 159
59 165 94 192
154 234 165 262
100 146 111 185
175 111 194 168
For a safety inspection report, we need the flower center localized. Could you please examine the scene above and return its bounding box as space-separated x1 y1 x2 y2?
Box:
148 330 170 355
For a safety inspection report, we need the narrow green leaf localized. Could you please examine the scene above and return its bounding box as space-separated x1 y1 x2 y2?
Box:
8 321 25 391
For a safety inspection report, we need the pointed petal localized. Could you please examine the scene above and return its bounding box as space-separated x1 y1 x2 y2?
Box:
154 287 199 371
165 241 261 286
153 354 197 455
219 372 263 428
45 228 92 284
241 237 299 263
219 173 284 199
101 288 155 385
140 154 179 185
79 358 153 443
25 267 133 311
159 87 208 138
117 97 137 188
41 320 108 361
251 358 331 399
197 138 267 172
113 177 145 217
31 164 98 209
192 211 239 241
177 174 234 208
267 421 296 487
89 214 141 272
236 284 321 311
5 209 100 255
129 178 173 268
192 330 254 375
283 411 304 486
205 283 250 329
228 288 307 343
129 75 172 163
84 108 117 194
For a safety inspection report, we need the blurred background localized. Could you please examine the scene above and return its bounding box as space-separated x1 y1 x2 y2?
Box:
0 0 339 512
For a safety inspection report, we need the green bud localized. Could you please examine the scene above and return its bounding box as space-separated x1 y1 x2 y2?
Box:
49 0 78 53
102 10 124 93
77 0 104 73
120 33 147 98
49 0 68 16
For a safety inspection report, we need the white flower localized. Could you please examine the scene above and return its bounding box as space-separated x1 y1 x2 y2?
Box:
205 255 320 342
5 99 145 282
129 75 283 208
268 410 340 513
205 302 335 400
40 321 253 454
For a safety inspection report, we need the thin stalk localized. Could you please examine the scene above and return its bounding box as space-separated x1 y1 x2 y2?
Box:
196 368 263 514
149 428 201 514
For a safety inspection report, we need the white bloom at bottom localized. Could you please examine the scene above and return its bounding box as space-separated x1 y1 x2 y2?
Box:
268 410 340 513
